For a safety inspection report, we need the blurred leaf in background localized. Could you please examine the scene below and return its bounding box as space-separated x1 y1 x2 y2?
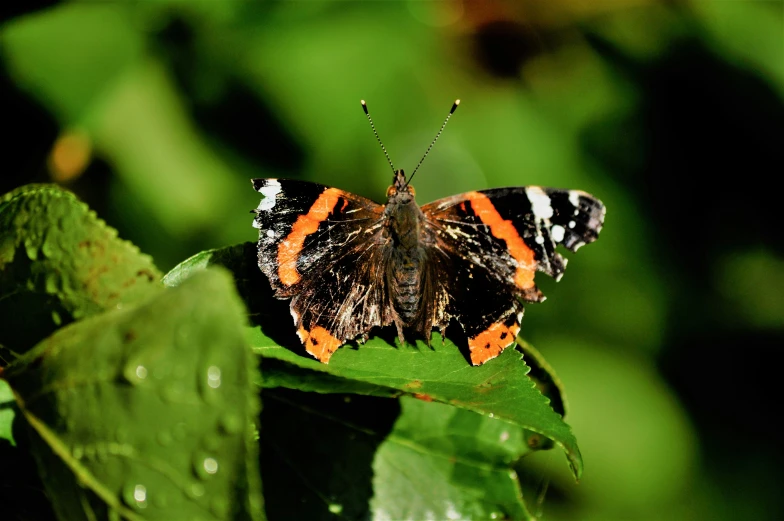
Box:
2 0 782 520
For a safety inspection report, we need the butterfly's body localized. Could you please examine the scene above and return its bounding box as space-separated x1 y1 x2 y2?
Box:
383 171 434 340
251 169 604 365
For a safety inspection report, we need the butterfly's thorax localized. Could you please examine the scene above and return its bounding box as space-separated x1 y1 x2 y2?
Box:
384 171 427 325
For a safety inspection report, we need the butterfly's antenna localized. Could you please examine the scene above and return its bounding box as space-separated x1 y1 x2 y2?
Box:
361 100 396 175
406 99 460 186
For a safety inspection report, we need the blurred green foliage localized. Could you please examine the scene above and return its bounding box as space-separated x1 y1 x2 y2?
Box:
1 1 782 520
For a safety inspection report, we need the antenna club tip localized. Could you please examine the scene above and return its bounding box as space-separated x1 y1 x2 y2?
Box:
455 99 460 105
450 99 460 114
361 99 369 114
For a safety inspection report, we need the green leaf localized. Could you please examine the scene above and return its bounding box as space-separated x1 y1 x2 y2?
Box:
0 379 15 446
518 340 568 451
2 269 263 521
371 397 535 521
259 389 399 521
257 389 537 520
165 244 583 481
252 329 582 482
0 184 162 358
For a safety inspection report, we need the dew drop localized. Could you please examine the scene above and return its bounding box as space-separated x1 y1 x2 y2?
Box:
123 483 148 510
203 457 218 475
193 452 219 479
207 366 221 389
328 503 343 514
123 362 148 386
188 482 205 499
134 484 147 507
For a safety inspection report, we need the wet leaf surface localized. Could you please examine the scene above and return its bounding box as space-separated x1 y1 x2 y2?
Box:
3 269 263 521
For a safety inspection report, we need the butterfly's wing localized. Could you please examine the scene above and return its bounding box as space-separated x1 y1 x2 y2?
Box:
252 179 391 363
422 186 605 364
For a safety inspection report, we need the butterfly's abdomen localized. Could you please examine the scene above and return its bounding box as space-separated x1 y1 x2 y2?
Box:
389 249 424 325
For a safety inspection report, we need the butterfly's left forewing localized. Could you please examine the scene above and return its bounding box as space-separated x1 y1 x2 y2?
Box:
252 179 390 362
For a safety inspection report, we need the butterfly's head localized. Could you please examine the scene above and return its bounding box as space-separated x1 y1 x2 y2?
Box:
386 169 415 202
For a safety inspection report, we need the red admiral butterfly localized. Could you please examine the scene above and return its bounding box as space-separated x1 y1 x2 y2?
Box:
252 100 604 365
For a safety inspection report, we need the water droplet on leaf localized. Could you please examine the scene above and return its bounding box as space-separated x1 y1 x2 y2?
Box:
123 483 148 510
188 482 205 499
207 366 221 389
203 457 218 475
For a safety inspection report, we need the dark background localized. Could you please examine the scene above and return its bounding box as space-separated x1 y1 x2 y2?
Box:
2 1 782 520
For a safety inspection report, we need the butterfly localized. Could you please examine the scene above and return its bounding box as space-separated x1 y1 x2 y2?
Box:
251 100 605 365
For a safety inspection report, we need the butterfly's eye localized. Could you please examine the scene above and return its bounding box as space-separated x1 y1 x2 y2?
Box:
386 186 397 197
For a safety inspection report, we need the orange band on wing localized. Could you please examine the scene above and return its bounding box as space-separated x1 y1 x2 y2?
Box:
278 188 342 286
468 319 521 365
298 325 343 363
466 191 536 290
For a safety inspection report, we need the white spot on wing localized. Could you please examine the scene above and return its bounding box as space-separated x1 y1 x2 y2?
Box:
266 229 275 238
525 187 553 219
256 179 281 211
535 235 545 245
568 220 576 229
551 224 565 242
569 190 581 208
